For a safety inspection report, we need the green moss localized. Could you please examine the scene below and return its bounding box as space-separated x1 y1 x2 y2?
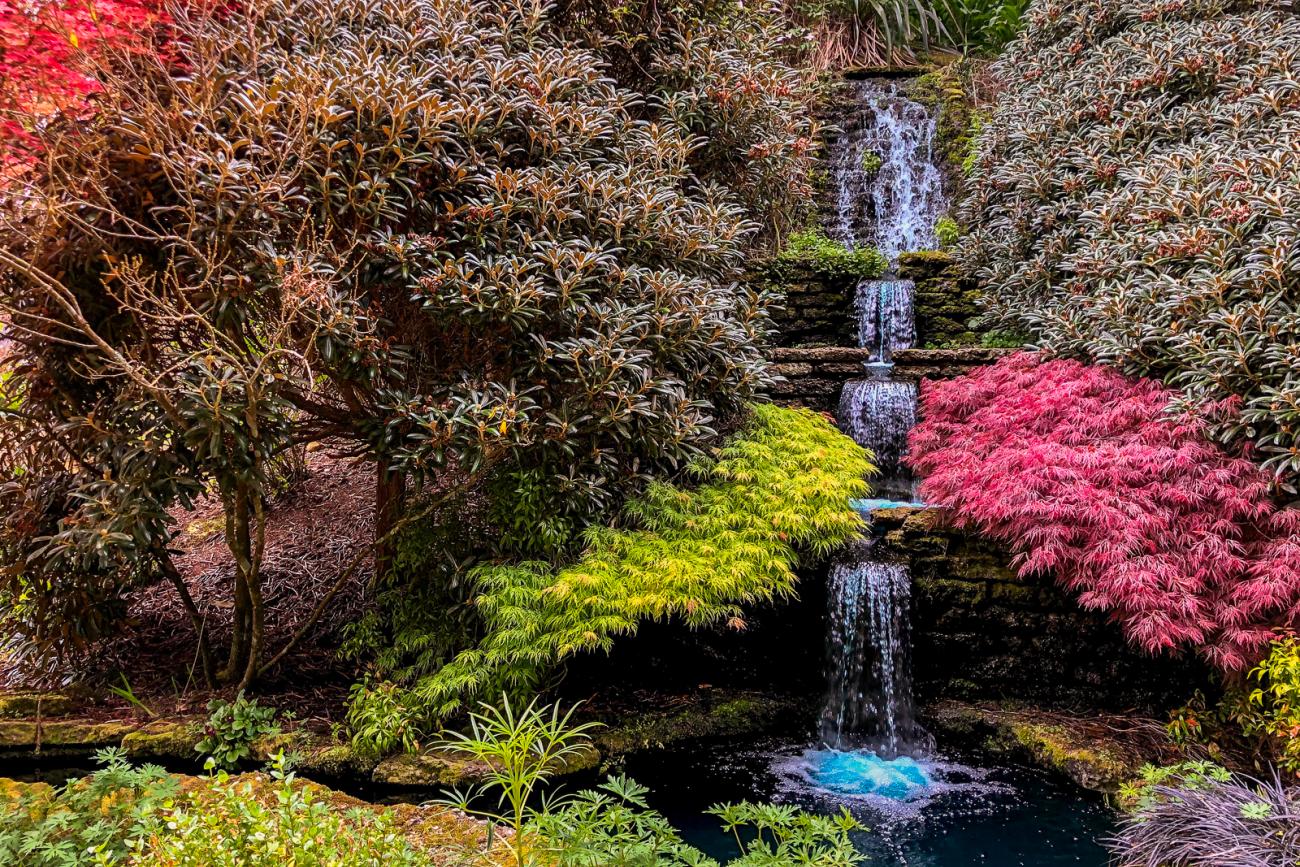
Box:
927 701 1143 794
860 151 882 174
121 721 202 759
910 62 979 194
0 719 137 748
594 693 797 756
980 329 1029 349
773 228 887 281
1005 721 1135 793
0 692 77 718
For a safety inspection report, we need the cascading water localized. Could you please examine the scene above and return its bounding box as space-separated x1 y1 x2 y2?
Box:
838 377 917 501
855 278 915 364
828 79 946 261
812 77 947 791
820 556 925 757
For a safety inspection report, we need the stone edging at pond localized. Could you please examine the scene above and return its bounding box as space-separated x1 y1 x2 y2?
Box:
0 689 800 789
923 699 1173 796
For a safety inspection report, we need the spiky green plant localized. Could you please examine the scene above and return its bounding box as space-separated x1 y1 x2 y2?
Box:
347 404 871 753
962 0 1300 483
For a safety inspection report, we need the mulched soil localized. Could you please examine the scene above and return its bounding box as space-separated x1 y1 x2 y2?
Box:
2 450 379 720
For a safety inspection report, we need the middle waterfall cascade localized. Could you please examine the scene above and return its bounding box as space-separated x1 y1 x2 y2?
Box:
838 378 918 502
856 278 916 364
817 76 945 767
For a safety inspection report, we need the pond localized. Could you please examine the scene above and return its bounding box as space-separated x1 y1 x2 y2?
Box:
621 736 1115 867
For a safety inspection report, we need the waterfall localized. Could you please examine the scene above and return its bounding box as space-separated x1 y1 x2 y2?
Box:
820 555 926 757
828 80 947 263
817 76 946 764
855 278 916 364
838 378 917 501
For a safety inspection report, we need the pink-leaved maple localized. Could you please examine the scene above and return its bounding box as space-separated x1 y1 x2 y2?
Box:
907 352 1300 672
1 0 166 159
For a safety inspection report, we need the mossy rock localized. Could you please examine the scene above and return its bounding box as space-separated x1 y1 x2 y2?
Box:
898 250 955 279
925 701 1144 794
0 692 79 719
0 718 138 748
595 693 797 756
372 749 497 787
121 720 203 759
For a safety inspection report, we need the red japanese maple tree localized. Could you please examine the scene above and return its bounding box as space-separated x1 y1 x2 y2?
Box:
908 352 1300 672
1 0 166 158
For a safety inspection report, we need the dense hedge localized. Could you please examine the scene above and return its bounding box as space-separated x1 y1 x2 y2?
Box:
963 0 1300 482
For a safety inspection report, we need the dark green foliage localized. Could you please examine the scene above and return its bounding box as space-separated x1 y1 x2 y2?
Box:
194 693 281 770
935 0 1029 54
346 404 871 753
0 748 178 866
962 0 1300 482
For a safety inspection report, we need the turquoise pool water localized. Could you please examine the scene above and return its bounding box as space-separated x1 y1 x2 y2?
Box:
623 737 1114 866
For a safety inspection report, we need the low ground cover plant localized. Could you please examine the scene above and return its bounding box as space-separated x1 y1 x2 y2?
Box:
194 692 281 771
1111 761 1300 867
0 748 176 866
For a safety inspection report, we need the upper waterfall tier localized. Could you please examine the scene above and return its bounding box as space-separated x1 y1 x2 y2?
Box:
827 79 947 263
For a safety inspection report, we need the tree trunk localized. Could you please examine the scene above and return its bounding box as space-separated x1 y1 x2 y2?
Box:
157 547 216 688
375 459 406 581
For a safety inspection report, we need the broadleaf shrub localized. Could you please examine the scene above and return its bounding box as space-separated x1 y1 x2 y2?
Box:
0 0 810 683
347 404 871 753
1241 633 1300 773
907 352 1300 671
962 0 1300 482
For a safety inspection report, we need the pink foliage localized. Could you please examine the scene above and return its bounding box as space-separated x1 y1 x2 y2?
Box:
907 352 1300 672
0 0 167 159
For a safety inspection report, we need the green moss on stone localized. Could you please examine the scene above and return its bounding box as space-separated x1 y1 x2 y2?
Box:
594 693 796 756
0 692 78 718
0 718 137 748
121 721 202 758
926 701 1144 794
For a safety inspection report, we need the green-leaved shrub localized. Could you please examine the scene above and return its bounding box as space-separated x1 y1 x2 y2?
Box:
347 404 871 753
194 693 281 771
0 748 177 867
963 0 1300 481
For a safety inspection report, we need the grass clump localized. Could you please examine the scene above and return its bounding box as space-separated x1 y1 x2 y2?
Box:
347 405 872 753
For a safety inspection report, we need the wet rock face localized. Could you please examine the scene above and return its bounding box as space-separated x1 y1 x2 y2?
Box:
765 346 1010 413
897 251 988 348
765 264 861 348
872 508 1205 711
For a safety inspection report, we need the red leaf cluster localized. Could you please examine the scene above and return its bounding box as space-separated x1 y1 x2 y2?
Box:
0 0 166 157
908 352 1300 671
